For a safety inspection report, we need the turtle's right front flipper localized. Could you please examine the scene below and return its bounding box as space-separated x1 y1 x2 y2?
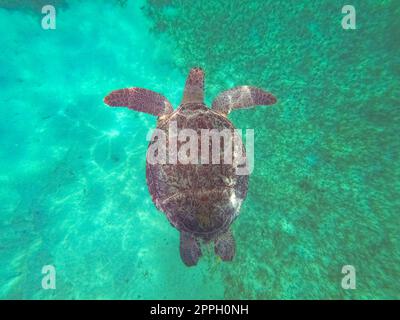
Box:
212 86 276 115
104 87 173 116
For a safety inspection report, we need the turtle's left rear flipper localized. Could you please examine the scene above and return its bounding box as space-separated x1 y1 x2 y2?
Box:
104 87 173 116
180 232 202 267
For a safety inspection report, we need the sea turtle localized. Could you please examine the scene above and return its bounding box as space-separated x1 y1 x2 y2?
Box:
104 67 277 266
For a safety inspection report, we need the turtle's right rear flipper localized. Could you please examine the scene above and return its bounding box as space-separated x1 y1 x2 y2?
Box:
214 229 235 261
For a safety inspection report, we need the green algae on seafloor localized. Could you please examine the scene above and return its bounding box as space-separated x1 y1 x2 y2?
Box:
144 0 400 299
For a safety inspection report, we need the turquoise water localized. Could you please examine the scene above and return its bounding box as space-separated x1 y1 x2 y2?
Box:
0 0 399 299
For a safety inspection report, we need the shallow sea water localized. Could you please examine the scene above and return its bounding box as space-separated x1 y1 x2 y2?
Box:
0 0 399 299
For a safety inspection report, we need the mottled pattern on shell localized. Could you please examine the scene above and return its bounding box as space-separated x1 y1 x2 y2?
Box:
146 103 248 239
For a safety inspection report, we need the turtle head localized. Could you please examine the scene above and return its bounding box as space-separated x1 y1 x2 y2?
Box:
181 67 205 105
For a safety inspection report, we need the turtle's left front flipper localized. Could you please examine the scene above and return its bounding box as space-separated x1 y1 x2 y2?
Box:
212 86 277 115
104 87 173 116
